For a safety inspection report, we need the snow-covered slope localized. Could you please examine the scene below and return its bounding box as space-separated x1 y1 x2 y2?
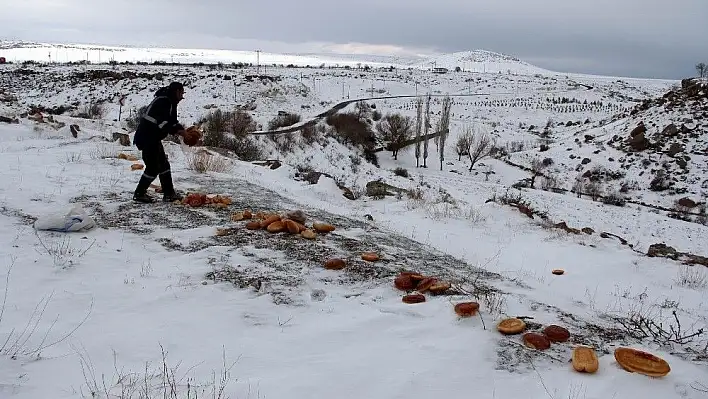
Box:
414 49 554 75
0 40 396 68
0 61 706 399
504 78 708 211
0 41 606 79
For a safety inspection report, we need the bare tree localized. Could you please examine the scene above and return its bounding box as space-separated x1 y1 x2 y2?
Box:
571 173 585 198
697 63 707 78
422 94 431 168
437 96 452 171
376 113 413 160
463 124 494 171
414 97 422 167
529 158 548 189
455 133 471 161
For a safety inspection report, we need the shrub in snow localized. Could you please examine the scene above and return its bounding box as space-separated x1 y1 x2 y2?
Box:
199 108 263 160
186 151 232 173
125 105 148 130
602 191 627 207
393 167 409 178
267 112 301 131
74 102 104 120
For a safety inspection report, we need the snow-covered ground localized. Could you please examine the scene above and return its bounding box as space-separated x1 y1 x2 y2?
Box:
0 56 706 399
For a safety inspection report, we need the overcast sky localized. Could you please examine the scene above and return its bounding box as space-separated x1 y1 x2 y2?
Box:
2 0 707 79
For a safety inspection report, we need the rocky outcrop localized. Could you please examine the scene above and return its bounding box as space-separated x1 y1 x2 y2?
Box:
647 243 708 267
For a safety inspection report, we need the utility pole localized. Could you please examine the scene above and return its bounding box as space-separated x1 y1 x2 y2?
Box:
255 50 261 74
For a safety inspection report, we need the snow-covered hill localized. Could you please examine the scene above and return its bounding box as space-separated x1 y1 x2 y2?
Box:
0 40 397 68
414 49 555 75
504 78 708 212
0 41 578 78
0 60 707 399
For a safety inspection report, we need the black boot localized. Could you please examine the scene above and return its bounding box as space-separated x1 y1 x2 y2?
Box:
133 174 156 203
133 192 156 203
163 192 183 202
159 171 183 202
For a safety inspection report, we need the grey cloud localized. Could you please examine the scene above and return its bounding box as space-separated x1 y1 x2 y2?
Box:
1 0 707 79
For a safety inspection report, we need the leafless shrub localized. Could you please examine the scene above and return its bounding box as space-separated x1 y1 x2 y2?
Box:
74 102 104 120
393 167 409 178
201 108 257 144
585 181 603 201
76 344 236 399
650 170 671 191
199 109 263 160
406 186 424 201
300 123 320 145
230 137 263 161
619 179 641 193
602 191 627 206
487 190 549 220
35 231 96 268
88 144 119 160
186 151 232 174
675 266 707 290
454 134 470 161
540 172 561 191
64 151 83 163
271 132 297 154
125 105 148 130
326 112 376 149
267 112 301 131
529 158 547 189
613 306 704 348
1 257 94 360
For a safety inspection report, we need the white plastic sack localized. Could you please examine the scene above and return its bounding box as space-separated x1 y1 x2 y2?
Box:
34 204 96 232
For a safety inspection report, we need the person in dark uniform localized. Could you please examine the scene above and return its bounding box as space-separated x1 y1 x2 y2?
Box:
132 82 186 203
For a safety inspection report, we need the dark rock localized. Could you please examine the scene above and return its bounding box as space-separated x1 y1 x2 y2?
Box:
647 243 679 260
365 180 407 198
627 132 650 151
629 122 646 138
667 143 684 157
677 197 698 208
112 132 130 146
661 123 678 136
0 115 19 124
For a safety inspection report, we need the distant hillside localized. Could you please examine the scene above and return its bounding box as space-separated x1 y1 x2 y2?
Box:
0 41 395 68
413 50 554 75
1 41 556 76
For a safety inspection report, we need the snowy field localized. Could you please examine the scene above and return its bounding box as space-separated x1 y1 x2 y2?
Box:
0 45 706 399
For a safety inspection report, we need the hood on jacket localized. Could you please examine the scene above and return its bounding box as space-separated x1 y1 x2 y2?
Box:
154 86 170 97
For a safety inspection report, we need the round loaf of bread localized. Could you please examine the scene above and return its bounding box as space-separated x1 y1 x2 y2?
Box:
497 318 526 335
454 302 480 317
543 325 570 343
402 294 426 304
523 332 551 350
